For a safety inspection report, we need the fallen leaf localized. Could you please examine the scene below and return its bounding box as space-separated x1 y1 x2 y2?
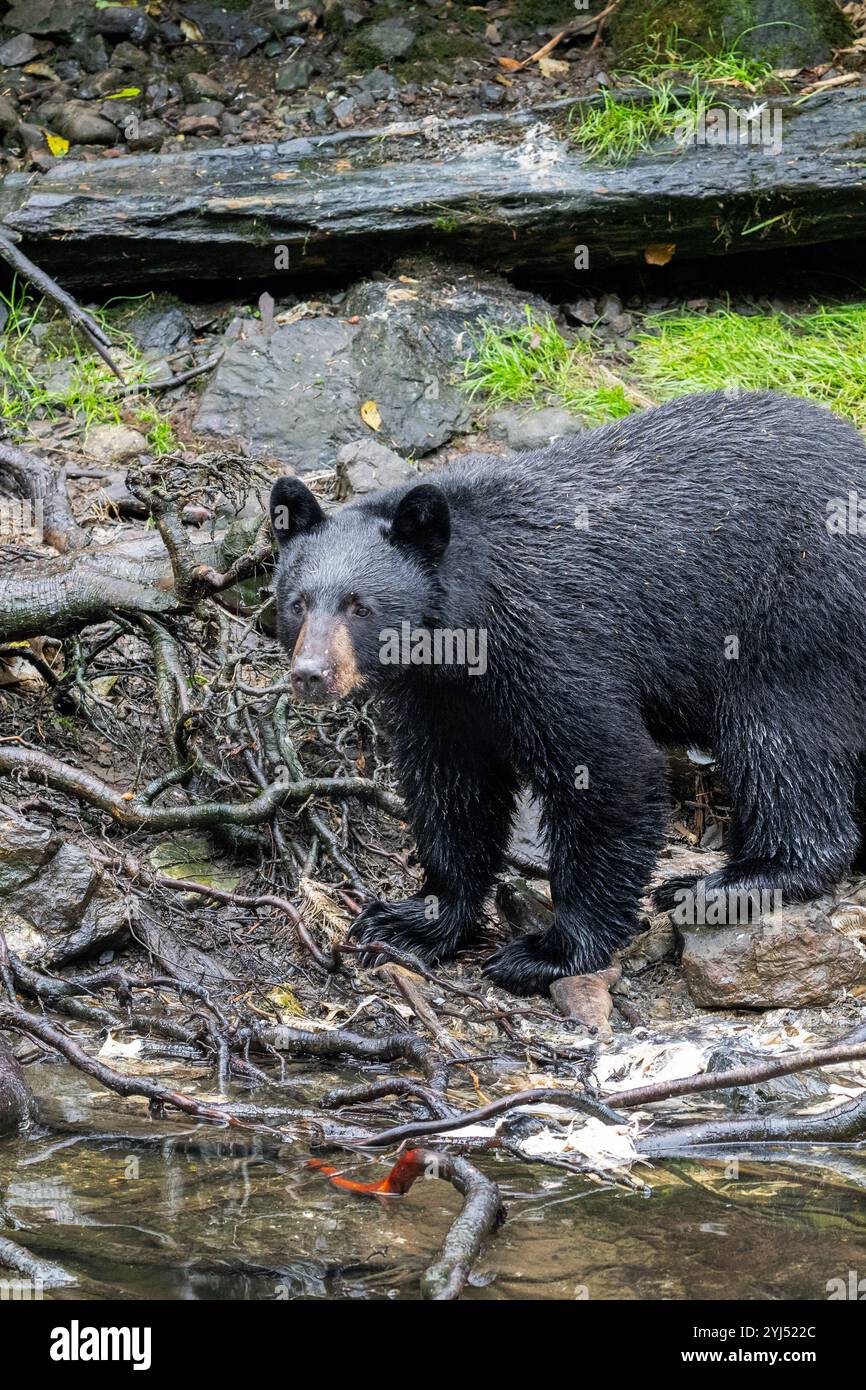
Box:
23 63 58 80
644 242 676 266
45 131 69 157
498 56 523 71
360 399 382 431
105 87 141 99
179 17 205 42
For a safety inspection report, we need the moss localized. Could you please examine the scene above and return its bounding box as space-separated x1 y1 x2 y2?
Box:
400 29 487 72
608 0 851 69
511 0 579 25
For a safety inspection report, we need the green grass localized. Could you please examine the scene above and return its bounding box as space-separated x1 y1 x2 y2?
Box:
463 310 635 426
0 284 177 441
634 304 866 428
570 80 713 166
463 303 866 432
626 27 778 89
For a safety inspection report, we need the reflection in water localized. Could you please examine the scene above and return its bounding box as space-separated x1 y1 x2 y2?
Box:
2 1066 865 1301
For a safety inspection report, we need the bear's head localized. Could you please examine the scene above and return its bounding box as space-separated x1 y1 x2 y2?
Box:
269 476 450 704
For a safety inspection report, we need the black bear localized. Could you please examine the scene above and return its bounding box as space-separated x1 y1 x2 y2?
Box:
270 390 866 995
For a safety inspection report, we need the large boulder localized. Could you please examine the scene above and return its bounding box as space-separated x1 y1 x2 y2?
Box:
194 261 546 472
608 1 851 71
678 895 866 1008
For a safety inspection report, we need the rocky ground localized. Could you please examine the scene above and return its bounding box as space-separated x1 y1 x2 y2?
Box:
2 0 866 169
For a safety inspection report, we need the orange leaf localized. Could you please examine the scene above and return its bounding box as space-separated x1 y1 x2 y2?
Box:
644 243 676 266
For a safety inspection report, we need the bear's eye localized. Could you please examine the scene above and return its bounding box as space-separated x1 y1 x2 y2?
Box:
345 594 371 619
291 597 306 617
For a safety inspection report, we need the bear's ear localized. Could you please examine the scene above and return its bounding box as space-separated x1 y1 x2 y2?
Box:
269 477 325 547
390 484 450 565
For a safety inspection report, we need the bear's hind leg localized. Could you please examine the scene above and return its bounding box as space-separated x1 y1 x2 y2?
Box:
657 705 861 921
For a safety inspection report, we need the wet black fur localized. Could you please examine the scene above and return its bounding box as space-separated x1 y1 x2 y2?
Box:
271 391 866 994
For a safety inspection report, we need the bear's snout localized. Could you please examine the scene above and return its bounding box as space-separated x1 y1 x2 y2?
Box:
290 616 364 704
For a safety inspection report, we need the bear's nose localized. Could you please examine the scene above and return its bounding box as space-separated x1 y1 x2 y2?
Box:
292 656 328 703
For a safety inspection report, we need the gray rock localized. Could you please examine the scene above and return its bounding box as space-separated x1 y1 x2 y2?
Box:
84 423 146 464
181 71 231 104
195 316 361 472
4 0 86 37
334 439 418 499
55 99 119 145
489 406 584 451
0 96 19 132
185 100 225 119
126 116 165 151
276 58 315 92
195 262 548 468
70 32 109 73
363 17 416 60
111 41 150 70
565 298 599 326
270 11 308 38
177 113 220 136
0 34 40 66
332 96 356 127
126 303 192 354
0 807 130 967
91 4 156 45
357 67 399 97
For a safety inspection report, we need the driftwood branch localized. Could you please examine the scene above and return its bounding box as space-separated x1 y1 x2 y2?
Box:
0 231 124 381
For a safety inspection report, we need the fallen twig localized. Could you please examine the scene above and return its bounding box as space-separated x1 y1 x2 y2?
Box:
0 232 125 382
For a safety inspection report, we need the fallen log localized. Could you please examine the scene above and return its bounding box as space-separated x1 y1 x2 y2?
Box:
2 91 866 290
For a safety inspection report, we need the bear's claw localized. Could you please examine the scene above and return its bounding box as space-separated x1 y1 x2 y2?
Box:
349 897 466 968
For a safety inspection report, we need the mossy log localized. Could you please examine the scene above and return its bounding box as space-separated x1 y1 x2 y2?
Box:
1 91 865 291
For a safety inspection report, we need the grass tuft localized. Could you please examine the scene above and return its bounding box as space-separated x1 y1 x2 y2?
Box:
570 80 712 166
0 284 175 441
463 303 866 433
626 27 778 90
463 310 636 425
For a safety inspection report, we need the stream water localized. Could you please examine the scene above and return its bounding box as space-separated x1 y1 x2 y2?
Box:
2 1064 865 1301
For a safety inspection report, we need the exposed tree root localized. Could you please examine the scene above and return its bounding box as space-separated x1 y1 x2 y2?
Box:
609 1038 866 1110
639 1090 866 1153
0 743 403 830
0 439 88 553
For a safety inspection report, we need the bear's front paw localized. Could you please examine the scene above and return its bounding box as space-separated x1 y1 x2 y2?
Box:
349 897 465 968
482 934 572 997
